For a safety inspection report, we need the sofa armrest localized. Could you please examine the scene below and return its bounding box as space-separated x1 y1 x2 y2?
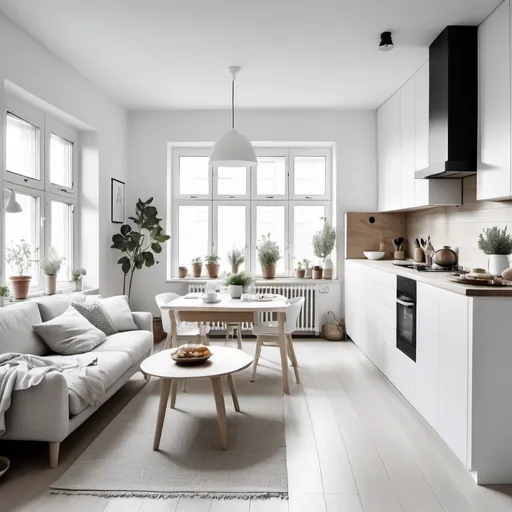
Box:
132 311 153 332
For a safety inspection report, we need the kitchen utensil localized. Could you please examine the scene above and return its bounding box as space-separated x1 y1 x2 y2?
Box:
393 237 405 251
413 247 425 263
433 246 458 267
363 251 385 260
414 238 420 248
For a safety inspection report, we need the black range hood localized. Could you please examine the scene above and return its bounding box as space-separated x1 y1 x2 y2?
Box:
415 26 478 179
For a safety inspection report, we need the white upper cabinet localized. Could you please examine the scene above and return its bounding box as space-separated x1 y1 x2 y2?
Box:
478 0 512 200
401 77 416 209
414 62 430 206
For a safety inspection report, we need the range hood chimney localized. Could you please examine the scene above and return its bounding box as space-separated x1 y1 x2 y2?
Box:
415 26 478 179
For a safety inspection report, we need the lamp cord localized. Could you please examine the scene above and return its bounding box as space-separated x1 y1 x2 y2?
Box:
231 79 235 130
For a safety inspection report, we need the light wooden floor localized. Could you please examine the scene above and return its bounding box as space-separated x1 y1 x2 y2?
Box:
2 340 512 512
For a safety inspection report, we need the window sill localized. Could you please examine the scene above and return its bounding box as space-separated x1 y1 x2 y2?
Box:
166 277 341 284
4 287 100 305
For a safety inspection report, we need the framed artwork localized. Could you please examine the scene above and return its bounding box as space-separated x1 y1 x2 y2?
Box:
111 178 125 224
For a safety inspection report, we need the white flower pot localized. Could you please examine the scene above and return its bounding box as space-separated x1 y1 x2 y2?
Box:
45 275 57 295
488 254 510 276
323 258 333 279
228 284 243 299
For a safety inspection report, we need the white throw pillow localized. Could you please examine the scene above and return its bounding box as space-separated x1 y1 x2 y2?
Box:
33 306 106 355
97 295 138 332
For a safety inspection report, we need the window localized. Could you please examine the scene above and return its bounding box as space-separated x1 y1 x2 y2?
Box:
170 145 333 278
4 95 78 289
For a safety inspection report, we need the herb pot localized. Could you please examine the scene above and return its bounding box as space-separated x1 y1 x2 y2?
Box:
45 275 57 295
9 276 31 299
323 258 333 279
295 269 306 279
205 263 220 278
231 264 240 274
489 254 510 276
178 266 188 278
74 280 83 292
228 284 243 299
313 266 323 279
393 251 405 261
305 268 312 279
413 247 425 263
261 264 276 279
192 263 202 278
433 246 458 267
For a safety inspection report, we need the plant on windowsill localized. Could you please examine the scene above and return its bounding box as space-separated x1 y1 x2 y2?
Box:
312 217 336 280
205 255 221 278
302 258 312 279
71 268 87 292
41 248 65 296
6 240 33 300
191 256 203 278
227 247 245 274
258 233 281 279
295 261 305 279
477 225 512 276
111 197 170 301
225 272 253 299
0 285 10 308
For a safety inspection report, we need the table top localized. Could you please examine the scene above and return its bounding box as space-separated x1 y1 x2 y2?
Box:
140 346 254 379
160 293 290 312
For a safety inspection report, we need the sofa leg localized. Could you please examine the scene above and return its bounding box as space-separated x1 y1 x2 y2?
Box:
49 442 60 469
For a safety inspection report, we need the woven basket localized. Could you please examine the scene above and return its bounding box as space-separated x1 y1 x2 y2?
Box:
322 311 345 341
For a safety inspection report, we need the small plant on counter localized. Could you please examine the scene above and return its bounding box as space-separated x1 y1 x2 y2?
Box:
227 247 245 273
6 240 32 276
295 260 306 279
312 217 336 261
0 286 10 298
191 256 203 264
205 255 221 264
191 256 203 278
225 271 253 298
72 268 87 283
41 248 65 276
257 234 281 279
205 255 221 278
477 226 512 254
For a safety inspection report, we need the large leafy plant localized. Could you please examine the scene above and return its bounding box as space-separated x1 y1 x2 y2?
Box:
111 198 170 299
478 226 512 255
313 217 336 260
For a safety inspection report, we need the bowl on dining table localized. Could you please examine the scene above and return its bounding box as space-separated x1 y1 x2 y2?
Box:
363 251 385 260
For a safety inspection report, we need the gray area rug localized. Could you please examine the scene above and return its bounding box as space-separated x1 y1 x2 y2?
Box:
50 363 287 499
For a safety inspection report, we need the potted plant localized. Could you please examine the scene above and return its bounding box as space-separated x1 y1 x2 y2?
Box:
225 272 253 299
205 255 221 278
478 226 512 275
0 285 10 307
295 261 305 279
227 247 245 274
72 268 86 292
312 217 336 280
178 266 188 278
313 265 323 280
6 240 33 299
258 233 281 279
303 258 312 279
191 257 202 278
41 248 65 295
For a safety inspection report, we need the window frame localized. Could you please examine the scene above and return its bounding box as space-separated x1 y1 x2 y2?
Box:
171 147 212 200
290 147 332 200
252 148 289 201
213 166 250 200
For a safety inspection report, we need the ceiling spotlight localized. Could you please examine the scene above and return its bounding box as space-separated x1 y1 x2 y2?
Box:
379 31 394 51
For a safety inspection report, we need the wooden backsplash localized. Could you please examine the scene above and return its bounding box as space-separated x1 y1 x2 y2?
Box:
406 175 512 269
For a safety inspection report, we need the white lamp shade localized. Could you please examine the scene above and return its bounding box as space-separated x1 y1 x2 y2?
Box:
209 129 257 167
4 190 22 213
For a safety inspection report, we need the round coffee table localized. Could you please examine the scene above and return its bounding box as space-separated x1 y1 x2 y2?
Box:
141 346 253 451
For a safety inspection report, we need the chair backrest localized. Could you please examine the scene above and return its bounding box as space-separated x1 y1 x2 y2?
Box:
284 297 305 334
155 293 180 334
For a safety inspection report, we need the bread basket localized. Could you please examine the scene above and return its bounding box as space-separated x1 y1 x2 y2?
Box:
322 311 345 341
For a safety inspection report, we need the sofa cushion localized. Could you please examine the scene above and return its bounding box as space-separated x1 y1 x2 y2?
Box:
33 294 86 322
0 301 47 356
91 330 152 365
47 352 132 415
98 295 138 332
71 301 117 336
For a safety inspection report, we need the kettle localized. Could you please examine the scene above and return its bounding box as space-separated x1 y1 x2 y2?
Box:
433 246 458 267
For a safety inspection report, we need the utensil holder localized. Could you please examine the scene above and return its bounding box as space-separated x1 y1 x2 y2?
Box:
414 248 425 263
393 251 405 260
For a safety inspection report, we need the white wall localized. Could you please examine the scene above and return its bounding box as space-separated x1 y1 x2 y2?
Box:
0 12 127 297
127 109 377 316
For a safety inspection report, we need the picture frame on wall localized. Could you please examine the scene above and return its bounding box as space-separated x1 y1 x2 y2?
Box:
111 178 125 224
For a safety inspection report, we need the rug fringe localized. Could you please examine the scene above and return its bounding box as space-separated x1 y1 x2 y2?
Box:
48 489 288 500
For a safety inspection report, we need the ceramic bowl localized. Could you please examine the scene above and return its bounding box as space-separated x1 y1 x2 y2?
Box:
363 251 385 260
0 456 10 479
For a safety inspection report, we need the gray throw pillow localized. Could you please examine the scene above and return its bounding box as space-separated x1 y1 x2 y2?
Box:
71 301 118 336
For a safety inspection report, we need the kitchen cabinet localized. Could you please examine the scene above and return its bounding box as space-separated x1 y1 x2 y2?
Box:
400 77 415 209
478 0 512 200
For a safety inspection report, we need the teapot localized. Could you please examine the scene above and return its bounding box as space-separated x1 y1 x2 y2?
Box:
433 246 458 267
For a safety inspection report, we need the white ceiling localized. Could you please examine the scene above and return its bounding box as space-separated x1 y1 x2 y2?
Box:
0 0 502 110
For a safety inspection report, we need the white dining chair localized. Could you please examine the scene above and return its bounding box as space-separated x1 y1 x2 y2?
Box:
225 322 243 349
250 296 304 384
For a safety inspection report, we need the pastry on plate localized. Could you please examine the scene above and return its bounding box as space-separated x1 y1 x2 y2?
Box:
172 344 211 359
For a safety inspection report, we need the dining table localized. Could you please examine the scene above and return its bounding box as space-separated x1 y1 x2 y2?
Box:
160 293 292 394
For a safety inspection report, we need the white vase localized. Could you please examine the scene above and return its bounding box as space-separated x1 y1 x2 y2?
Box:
45 275 57 295
228 284 243 299
488 254 510 276
323 258 333 279
74 280 83 292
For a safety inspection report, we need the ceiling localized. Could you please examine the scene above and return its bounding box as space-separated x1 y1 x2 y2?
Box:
0 0 501 110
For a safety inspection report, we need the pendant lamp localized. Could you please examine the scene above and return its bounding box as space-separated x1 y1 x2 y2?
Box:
4 189 22 213
209 66 257 167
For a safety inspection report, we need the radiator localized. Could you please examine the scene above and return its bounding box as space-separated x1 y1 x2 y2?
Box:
187 283 319 335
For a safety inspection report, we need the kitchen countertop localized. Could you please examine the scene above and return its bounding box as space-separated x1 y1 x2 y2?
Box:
346 259 512 297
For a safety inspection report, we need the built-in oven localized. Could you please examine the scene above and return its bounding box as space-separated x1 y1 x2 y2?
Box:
396 276 417 362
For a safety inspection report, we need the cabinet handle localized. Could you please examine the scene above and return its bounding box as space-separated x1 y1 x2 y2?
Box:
396 298 415 307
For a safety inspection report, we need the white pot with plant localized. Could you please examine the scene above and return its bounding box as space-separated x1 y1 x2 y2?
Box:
303 258 312 279
6 240 33 299
41 248 65 295
312 217 336 280
227 247 245 274
205 255 221 278
0 286 10 307
295 261 305 278
478 226 512 276
258 234 281 279
191 256 203 278
225 271 253 298
72 268 86 292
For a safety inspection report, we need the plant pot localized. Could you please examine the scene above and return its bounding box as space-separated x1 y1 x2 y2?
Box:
74 280 83 292
323 258 333 279
393 251 405 261
205 263 220 278
488 254 510 276
9 276 31 299
228 284 243 299
261 264 276 279
413 247 425 263
45 274 57 295
192 263 202 278
295 269 306 278
178 266 188 278
231 264 240 274
305 268 313 279
312 266 323 280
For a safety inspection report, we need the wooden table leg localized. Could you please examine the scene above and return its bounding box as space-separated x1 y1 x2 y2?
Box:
153 379 172 450
226 374 240 412
277 312 290 395
169 379 178 409
169 310 178 349
211 377 228 450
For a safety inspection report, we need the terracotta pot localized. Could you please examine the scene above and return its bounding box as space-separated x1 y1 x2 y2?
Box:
413 247 425 263
192 263 202 278
178 266 188 278
231 264 240 274
312 266 323 279
45 275 57 295
261 264 276 279
305 268 313 279
9 276 31 299
205 263 220 278
295 269 306 278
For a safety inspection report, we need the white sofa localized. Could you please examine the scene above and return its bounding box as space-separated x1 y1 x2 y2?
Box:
0 293 153 468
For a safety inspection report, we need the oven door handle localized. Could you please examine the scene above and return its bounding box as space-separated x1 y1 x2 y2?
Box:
396 298 415 307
